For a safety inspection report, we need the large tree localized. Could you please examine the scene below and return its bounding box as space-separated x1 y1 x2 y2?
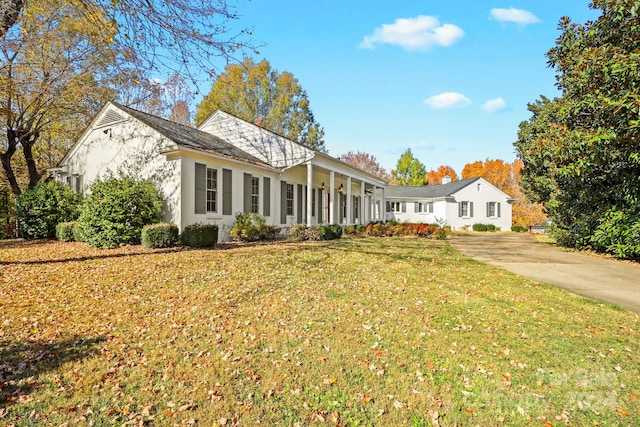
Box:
426 165 458 185
338 151 389 181
1 0 252 196
514 0 640 254
462 158 546 227
390 149 426 186
195 58 326 151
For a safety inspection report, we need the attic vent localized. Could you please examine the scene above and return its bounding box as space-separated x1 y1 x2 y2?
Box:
96 110 126 127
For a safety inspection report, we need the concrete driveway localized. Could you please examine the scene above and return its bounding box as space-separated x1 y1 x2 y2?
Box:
449 232 640 313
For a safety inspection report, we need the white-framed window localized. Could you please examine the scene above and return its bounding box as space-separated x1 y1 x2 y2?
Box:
250 176 260 213
286 183 294 216
206 168 217 212
417 202 433 213
389 201 401 212
487 202 501 218
458 201 474 218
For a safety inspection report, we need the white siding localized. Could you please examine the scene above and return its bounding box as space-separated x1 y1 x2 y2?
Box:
57 107 183 227
447 179 512 231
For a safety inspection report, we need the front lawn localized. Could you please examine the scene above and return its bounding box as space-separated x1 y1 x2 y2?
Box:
1 238 638 425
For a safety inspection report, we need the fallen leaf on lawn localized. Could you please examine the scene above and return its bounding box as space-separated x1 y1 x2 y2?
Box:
616 407 630 416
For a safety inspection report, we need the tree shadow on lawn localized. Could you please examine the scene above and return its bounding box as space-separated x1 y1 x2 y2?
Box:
0 239 198 266
0 336 105 407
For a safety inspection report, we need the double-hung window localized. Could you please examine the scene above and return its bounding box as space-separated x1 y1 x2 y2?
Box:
487 202 501 218
286 183 294 216
417 202 433 213
390 201 401 212
206 168 217 212
458 201 473 218
251 177 260 213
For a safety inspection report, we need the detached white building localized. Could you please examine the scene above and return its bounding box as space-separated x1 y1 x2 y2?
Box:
385 176 513 231
50 102 387 240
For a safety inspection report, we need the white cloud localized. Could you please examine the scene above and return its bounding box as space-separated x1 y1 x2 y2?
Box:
359 15 464 50
424 92 471 109
490 7 540 25
482 97 507 111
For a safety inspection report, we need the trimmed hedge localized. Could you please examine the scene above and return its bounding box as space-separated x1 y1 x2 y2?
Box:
472 223 487 232
56 221 77 242
16 181 82 239
142 223 179 248
181 223 218 248
511 225 528 232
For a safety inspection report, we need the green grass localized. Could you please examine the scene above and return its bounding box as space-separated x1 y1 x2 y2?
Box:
1 237 638 426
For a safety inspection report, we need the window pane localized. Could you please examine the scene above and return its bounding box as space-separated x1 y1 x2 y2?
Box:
207 168 217 212
251 177 259 213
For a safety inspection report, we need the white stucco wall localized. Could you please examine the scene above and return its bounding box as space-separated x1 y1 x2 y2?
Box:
445 179 512 231
56 108 183 227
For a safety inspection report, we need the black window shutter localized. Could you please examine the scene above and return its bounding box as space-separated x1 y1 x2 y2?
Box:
280 181 287 224
222 169 232 215
470 202 474 217
263 177 271 216
194 163 206 214
297 184 303 223
386 201 391 212
243 173 252 213
401 202 406 213
497 202 501 218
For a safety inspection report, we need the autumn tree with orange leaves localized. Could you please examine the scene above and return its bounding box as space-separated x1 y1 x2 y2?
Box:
461 159 546 227
425 165 459 185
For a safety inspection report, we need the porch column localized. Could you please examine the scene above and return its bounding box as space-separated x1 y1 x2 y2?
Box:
372 185 377 221
346 176 352 225
360 182 365 225
381 186 386 222
306 162 313 226
329 171 335 224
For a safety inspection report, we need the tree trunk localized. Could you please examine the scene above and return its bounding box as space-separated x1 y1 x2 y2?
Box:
0 140 21 196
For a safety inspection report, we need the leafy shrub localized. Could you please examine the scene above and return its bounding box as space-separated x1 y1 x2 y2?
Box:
16 180 82 240
289 224 324 241
590 209 640 259
56 221 77 242
305 227 322 241
511 225 528 232
343 225 357 236
72 222 86 243
181 223 218 248
485 224 496 232
78 176 162 248
230 212 279 242
142 223 179 248
472 223 487 232
288 223 308 241
330 224 343 238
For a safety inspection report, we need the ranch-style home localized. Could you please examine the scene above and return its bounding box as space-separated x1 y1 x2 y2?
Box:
49 101 388 240
50 102 513 238
385 176 513 231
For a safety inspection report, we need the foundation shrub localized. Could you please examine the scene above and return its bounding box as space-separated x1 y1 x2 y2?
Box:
181 223 218 248
142 223 179 248
56 221 77 242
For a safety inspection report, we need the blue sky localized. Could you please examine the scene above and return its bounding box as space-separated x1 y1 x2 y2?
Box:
199 1 600 175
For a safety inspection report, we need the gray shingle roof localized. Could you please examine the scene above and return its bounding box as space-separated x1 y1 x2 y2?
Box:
113 103 270 167
385 177 481 199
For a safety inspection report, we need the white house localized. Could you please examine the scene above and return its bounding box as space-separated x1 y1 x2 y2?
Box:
50 102 388 240
384 176 513 231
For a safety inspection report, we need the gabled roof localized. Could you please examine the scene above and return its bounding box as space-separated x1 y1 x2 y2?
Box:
385 177 482 199
112 102 270 167
197 110 315 169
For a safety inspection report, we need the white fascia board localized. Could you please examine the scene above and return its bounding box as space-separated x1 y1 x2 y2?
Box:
160 145 277 173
